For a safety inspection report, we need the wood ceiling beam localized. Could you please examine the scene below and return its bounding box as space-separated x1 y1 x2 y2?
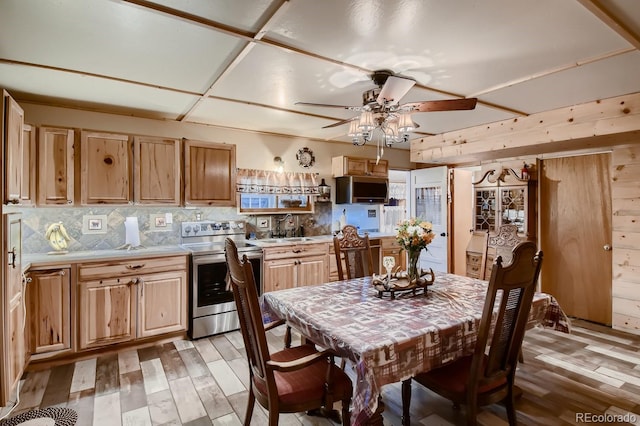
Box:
576 0 640 50
411 92 640 165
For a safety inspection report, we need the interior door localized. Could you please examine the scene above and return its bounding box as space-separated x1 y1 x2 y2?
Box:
411 167 449 272
540 153 612 325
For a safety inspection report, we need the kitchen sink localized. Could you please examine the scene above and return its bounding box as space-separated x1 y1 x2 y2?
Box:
259 237 316 243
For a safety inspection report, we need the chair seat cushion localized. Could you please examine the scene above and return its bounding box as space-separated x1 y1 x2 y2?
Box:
254 345 352 406
414 355 506 396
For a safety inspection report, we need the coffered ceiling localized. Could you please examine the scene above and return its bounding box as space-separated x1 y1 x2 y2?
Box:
1 0 639 150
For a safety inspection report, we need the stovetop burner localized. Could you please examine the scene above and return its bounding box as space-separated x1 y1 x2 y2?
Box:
180 220 261 255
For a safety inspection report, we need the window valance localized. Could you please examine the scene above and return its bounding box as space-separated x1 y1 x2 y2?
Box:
236 169 319 194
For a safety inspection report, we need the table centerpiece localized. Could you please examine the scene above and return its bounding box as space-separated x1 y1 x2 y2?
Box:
396 217 436 282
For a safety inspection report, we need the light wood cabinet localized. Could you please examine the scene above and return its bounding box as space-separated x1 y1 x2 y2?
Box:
1 213 26 406
263 243 328 293
38 127 75 206
28 268 71 354
134 136 181 205
77 255 187 350
332 156 389 178
184 139 236 206
20 124 36 205
472 168 536 239
80 131 132 205
78 276 136 349
3 90 25 204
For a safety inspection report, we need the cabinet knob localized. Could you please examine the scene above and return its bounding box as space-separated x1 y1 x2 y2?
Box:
603 244 612 251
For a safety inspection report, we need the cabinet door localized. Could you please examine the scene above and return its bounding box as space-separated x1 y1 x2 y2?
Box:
1 213 25 406
4 91 24 204
134 136 181 205
138 271 187 338
20 124 36 205
81 131 132 205
184 139 236 206
78 278 136 349
38 127 75 206
345 158 368 175
474 188 497 232
263 259 296 293
366 159 388 177
28 269 71 354
296 255 327 287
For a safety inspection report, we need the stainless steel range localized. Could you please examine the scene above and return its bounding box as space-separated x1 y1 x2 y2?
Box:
180 221 262 339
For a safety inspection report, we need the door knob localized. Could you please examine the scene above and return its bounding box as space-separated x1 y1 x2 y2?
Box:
603 244 612 251
440 232 447 237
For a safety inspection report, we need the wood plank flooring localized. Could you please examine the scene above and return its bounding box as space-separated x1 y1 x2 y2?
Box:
1 319 640 425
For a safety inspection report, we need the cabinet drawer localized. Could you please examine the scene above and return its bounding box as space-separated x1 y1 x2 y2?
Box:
466 253 483 267
78 255 187 281
466 264 482 279
263 243 328 260
381 237 400 249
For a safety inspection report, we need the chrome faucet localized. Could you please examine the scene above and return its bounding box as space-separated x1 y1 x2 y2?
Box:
275 214 294 238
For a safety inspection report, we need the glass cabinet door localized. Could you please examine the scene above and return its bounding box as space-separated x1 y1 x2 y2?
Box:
474 189 497 232
500 187 526 233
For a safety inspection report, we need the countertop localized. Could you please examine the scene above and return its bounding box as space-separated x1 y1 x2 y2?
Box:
23 245 190 270
22 232 398 270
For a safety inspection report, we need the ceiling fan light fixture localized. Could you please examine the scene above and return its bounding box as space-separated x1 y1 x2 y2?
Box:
398 113 415 133
348 119 361 137
358 111 375 131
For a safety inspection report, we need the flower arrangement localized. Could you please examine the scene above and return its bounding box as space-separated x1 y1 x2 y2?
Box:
396 218 436 281
395 218 436 251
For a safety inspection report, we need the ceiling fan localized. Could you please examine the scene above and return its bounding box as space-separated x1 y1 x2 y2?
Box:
296 69 477 146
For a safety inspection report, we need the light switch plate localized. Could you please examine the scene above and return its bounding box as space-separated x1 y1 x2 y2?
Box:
82 215 108 234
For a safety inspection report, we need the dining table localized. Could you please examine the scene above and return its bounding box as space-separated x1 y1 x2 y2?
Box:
261 271 571 426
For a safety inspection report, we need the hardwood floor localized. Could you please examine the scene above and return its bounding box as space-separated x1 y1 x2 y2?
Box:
1 320 639 425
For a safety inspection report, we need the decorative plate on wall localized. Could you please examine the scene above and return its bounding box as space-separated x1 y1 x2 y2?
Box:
296 147 315 168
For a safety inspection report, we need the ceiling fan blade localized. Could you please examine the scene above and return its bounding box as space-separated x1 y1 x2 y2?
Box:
402 98 478 112
376 76 415 106
295 101 362 111
322 117 357 129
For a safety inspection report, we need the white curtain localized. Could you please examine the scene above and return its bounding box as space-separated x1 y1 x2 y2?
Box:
236 169 319 194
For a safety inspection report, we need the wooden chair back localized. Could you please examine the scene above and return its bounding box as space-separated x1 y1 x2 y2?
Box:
472 240 543 396
484 224 524 279
224 238 271 393
333 225 374 280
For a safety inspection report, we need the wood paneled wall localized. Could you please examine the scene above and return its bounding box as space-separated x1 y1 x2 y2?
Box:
611 144 640 334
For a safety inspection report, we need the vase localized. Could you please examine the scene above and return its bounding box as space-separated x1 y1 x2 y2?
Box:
407 248 422 282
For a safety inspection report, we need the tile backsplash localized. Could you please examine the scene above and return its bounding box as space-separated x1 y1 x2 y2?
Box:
12 203 335 254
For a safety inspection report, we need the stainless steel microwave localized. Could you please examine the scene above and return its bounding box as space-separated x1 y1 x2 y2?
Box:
335 176 389 204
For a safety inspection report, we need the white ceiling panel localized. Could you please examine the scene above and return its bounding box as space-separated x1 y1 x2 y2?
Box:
0 0 638 150
482 51 640 114
186 97 349 141
0 63 196 118
265 0 630 95
149 0 276 32
0 0 244 93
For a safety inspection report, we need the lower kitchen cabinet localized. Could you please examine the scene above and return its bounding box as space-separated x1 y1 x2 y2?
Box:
381 237 406 272
263 243 328 293
28 268 71 354
77 255 188 350
138 271 187 338
78 276 136 349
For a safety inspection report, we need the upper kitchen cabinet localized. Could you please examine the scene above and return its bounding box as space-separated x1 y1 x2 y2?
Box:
80 131 132 205
38 127 75 206
332 156 388 178
3 90 24 205
133 136 181 205
20 124 36 205
184 139 236 207
472 167 537 239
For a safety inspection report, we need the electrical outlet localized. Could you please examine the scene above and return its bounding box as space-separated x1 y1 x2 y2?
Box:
257 217 271 229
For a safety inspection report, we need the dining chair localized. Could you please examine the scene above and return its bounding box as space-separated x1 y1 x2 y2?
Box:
401 241 543 426
334 225 375 280
224 238 353 426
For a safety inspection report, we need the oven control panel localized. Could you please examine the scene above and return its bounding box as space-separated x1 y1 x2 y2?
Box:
181 221 245 237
